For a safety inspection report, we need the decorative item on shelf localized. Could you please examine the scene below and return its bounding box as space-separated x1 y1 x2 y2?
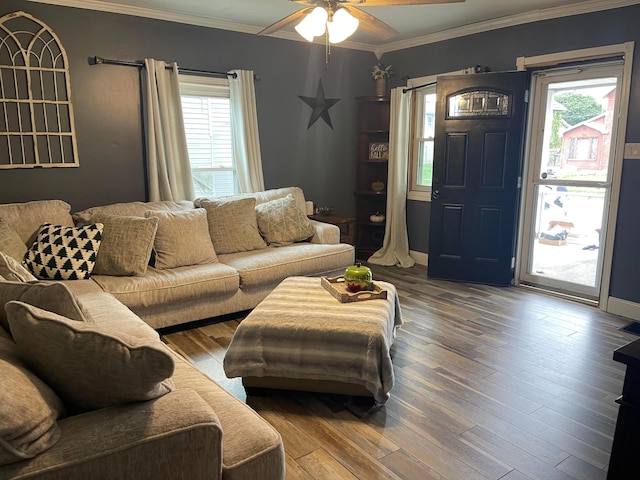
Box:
344 262 373 292
368 142 389 160
370 212 385 223
316 206 334 216
371 62 392 96
371 180 385 192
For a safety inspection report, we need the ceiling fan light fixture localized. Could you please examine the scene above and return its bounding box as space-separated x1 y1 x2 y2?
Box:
295 6 328 42
327 8 359 44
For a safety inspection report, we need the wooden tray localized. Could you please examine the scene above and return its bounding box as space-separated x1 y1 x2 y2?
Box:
321 276 387 303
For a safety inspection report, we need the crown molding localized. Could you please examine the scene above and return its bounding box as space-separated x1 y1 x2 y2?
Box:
378 0 640 55
28 0 640 56
27 0 378 53
28 0 262 34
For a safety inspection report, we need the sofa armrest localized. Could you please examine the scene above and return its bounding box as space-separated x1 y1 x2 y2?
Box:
308 220 340 244
2 389 223 480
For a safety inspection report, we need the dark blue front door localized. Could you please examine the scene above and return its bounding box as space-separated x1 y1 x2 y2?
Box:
428 71 529 286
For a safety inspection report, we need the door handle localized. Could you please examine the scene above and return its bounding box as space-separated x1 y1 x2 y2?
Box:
432 190 440 200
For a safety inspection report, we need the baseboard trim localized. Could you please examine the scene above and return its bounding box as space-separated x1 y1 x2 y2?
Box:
410 250 428 266
607 296 640 321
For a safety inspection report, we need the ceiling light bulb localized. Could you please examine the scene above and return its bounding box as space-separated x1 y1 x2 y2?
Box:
327 8 359 44
295 7 328 42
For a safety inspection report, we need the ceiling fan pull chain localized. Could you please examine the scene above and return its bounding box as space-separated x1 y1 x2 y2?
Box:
325 28 331 68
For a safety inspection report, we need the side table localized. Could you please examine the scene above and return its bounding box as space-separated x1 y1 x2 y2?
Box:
608 338 640 478
309 214 355 245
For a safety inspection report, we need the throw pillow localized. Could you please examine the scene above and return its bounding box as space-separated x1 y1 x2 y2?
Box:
200 197 267 254
144 209 217 269
6 301 175 413
0 200 74 247
255 194 316 246
0 218 27 262
0 335 64 466
0 280 91 334
23 223 103 280
0 251 37 283
91 213 158 276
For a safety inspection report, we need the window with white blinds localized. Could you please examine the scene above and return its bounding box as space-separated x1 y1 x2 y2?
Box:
179 75 239 198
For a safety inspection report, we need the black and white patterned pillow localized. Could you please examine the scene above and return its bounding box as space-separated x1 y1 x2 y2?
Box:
24 223 104 280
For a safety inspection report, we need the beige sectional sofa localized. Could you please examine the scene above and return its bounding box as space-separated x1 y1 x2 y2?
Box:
3 186 354 329
0 186 355 479
0 283 284 479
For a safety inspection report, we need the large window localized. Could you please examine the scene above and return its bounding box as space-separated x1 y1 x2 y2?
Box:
408 76 437 201
179 75 239 198
407 71 462 201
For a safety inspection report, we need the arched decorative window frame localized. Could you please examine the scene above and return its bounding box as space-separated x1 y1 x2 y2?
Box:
0 10 78 168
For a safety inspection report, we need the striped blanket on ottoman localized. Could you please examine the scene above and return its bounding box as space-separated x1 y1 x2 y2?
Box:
223 276 402 403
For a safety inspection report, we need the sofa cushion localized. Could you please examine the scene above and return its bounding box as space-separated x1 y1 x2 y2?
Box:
0 218 27 262
91 213 158 276
196 186 307 212
0 251 37 283
170 354 285 480
0 280 91 333
218 243 355 288
0 200 75 246
6 301 175 413
200 198 267 254
72 200 194 226
91 262 240 310
68 285 161 341
0 333 65 466
145 209 217 269
255 194 316 246
251 186 307 211
23 223 104 280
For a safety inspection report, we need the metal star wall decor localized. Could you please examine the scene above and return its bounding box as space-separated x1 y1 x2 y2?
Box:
298 79 340 129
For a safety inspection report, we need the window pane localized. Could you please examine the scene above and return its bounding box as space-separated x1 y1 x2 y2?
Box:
447 90 510 117
191 170 236 198
422 93 436 137
539 76 616 182
181 91 237 197
418 140 434 187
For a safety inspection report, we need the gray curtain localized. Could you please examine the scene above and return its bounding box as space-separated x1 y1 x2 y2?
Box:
368 86 415 268
229 70 265 193
141 58 195 201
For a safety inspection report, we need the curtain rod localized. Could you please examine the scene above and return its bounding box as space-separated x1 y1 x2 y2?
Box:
91 56 261 80
403 81 437 94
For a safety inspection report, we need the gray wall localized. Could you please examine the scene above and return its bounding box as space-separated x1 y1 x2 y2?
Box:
1 1 639 304
382 4 640 303
0 0 377 212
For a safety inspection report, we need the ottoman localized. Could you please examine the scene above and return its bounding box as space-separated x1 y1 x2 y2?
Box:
223 276 402 403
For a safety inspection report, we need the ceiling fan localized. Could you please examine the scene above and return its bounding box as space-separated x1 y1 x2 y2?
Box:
258 0 466 44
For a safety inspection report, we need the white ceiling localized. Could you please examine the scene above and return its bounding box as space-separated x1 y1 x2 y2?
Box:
29 0 640 54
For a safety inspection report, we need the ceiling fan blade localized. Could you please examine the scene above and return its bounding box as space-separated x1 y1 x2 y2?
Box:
258 7 314 36
347 0 465 5
343 6 398 40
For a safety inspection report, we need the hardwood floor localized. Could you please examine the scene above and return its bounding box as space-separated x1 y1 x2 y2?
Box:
161 264 636 480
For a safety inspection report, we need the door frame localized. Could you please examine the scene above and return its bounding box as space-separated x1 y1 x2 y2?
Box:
514 42 635 311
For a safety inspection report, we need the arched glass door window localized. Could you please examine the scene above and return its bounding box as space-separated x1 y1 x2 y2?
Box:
0 11 78 168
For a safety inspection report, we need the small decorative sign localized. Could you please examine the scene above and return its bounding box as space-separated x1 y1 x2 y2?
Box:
368 142 389 160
